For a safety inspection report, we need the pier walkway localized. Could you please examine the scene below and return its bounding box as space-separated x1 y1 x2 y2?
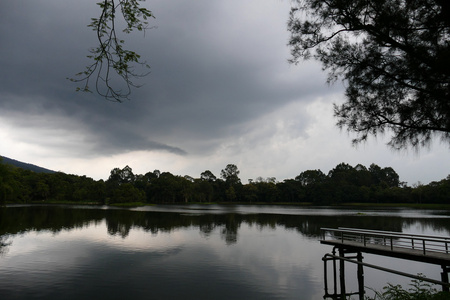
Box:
321 227 450 265
320 227 450 299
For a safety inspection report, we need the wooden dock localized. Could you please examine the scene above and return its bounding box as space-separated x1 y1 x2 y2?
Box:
321 227 450 265
320 227 450 299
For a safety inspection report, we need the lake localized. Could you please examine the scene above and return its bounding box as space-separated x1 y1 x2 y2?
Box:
0 204 449 299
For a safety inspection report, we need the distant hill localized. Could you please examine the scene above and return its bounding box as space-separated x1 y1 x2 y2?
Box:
1 156 56 174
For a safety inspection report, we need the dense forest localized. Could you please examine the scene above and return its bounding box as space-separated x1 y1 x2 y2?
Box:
0 157 449 205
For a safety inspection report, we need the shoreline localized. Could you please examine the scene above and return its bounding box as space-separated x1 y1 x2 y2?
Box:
4 201 450 210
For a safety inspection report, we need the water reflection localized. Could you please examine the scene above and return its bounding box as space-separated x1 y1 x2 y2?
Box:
0 205 449 300
2 205 450 247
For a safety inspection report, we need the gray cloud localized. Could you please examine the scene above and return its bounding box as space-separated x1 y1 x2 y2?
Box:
0 0 333 159
2 0 446 184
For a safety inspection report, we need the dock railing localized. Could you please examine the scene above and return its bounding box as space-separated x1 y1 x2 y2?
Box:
321 227 450 256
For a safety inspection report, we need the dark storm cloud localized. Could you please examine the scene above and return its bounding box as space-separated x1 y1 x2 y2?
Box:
0 0 331 158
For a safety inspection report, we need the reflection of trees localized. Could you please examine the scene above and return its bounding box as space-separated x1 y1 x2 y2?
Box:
0 235 11 256
0 206 103 236
1 206 450 253
220 214 240 245
107 218 132 238
199 222 215 238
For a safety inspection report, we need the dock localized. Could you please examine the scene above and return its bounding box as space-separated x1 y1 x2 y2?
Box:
320 227 450 299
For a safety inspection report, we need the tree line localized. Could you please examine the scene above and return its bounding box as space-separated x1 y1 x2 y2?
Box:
0 159 449 205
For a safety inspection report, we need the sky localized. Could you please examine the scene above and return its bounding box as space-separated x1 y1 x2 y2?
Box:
0 0 448 185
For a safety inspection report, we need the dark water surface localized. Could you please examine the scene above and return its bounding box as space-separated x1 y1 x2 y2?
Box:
0 205 449 299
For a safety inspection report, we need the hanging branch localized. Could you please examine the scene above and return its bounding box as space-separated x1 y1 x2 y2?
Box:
69 0 154 102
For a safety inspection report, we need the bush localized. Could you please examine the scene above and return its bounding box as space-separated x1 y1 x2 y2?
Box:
366 276 449 300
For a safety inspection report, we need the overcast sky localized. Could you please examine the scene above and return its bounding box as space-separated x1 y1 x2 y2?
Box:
0 0 448 185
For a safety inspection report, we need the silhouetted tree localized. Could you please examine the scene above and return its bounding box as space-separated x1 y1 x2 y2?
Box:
288 0 450 149
220 164 241 186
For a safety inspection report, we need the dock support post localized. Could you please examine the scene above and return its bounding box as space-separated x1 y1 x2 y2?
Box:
323 255 328 294
441 265 449 292
332 247 337 295
323 248 341 299
357 252 364 300
339 248 346 298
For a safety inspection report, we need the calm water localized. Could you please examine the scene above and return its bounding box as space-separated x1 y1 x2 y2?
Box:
0 205 449 299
